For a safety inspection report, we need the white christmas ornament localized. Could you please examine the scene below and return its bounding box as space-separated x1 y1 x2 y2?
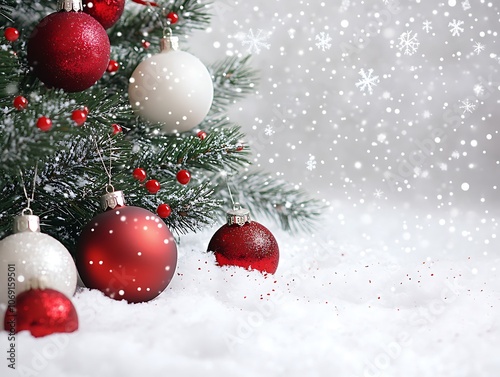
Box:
128 36 214 133
0 212 77 310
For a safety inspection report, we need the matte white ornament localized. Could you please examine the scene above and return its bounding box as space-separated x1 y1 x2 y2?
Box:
0 213 77 310
128 36 214 133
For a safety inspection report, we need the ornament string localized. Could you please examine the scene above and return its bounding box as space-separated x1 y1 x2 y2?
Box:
92 135 114 193
224 172 238 210
19 163 38 215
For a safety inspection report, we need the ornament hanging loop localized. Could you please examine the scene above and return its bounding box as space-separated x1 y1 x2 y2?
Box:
57 0 83 12
19 163 38 214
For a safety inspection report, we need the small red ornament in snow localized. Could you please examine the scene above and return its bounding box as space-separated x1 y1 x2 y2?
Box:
107 59 120 73
207 204 279 274
133 168 147 182
197 130 207 140
112 123 122 134
166 12 179 25
3 288 78 338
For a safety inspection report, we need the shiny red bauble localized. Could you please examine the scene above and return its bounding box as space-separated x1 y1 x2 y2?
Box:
76 205 177 303
4 289 78 338
107 59 120 73
4 27 19 42
36 116 52 131
112 123 122 134
145 179 161 194
13 95 28 110
27 11 110 92
71 109 87 126
83 0 125 29
208 221 279 274
176 170 191 185
133 167 147 182
157 203 171 218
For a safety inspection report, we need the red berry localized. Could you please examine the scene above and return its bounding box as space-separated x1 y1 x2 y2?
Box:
4 27 19 42
36 116 52 132
176 170 191 185
107 60 119 73
112 123 122 134
157 203 172 218
197 130 207 140
145 179 161 194
166 12 179 24
142 40 150 49
71 109 87 126
133 168 147 182
13 96 28 110
236 145 244 151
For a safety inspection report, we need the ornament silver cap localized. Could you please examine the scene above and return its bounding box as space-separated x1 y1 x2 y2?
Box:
13 209 41 233
58 0 83 12
226 203 251 226
160 36 179 52
101 190 126 211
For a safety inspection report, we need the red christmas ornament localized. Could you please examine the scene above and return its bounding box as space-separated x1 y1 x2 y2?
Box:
145 179 161 194
37 116 52 132
176 170 191 185
157 203 171 218
107 60 120 73
27 1 110 93
142 40 151 49
197 130 207 140
236 144 244 151
3 288 78 338
112 123 122 134
76 191 177 303
13 96 28 110
71 109 87 126
166 12 179 25
133 167 147 182
207 204 279 274
4 27 19 42
83 0 125 29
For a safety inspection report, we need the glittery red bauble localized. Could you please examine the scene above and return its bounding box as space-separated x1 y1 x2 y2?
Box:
208 221 279 274
3 289 78 338
27 11 110 92
76 205 177 303
83 0 125 29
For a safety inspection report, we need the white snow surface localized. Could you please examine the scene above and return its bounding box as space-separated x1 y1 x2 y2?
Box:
1 205 499 377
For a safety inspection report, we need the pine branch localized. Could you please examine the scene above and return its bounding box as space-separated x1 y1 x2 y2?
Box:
214 171 325 233
0 0 15 21
208 55 258 117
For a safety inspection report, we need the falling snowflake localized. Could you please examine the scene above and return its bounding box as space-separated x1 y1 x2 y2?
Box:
473 42 485 55
459 99 476 114
449 19 465 37
451 150 460 159
339 0 350 12
398 30 420 56
355 68 380 95
306 155 317 171
374 189 384 199
422 20 432 33
264 125 275 136
237 29 271 54
473 84 484 97
462 0 471 10
315 32 332 52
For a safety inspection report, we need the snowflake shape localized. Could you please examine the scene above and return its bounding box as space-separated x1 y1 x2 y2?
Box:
459 99 476 114
237 29 271 54
315 32 332 52
449 19 465 37
422 20 432 33
473 84 484 97
355 68 380 95
451 150 460 159
462 0 471 11
264 125 275 136
306 155 317 171
374 189 384 199
398 30 420 56
473 42 485 55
